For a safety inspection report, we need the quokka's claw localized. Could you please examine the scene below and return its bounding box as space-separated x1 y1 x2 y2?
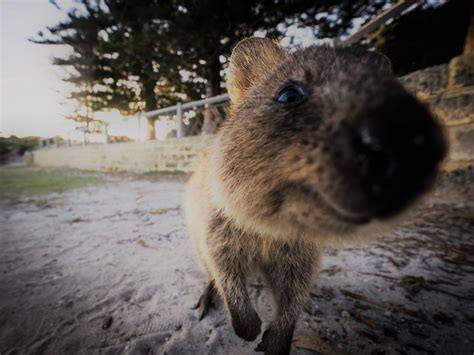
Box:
194 281 217 321
254 328 270 352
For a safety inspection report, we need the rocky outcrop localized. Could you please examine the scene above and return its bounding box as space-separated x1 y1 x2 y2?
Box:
400 53 474 168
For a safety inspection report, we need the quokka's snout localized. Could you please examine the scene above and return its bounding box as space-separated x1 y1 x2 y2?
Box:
326 82 447 221
209 40 448 235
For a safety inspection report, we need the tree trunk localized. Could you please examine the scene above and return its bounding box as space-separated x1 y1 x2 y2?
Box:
202 56 223 134
143 76 158 140
464 2 474 54
146 117 157 140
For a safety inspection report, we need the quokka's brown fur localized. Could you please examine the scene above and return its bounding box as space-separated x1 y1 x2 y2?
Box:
185 37 446 355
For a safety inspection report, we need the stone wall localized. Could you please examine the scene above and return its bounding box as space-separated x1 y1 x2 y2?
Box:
31 135 213 173
400 53 474 167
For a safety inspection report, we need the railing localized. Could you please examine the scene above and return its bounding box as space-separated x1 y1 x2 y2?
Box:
144 93 230 138
340 0 417 46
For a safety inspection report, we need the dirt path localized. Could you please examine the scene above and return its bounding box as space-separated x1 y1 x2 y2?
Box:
0 170 473 355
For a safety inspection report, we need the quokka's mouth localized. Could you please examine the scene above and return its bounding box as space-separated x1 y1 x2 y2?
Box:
300 184 373 225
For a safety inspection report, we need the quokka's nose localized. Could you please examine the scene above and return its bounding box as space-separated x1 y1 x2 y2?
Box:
346 92 447 218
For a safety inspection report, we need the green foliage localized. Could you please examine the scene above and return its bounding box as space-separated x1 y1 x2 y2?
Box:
0 136 38 164
142 170 186 176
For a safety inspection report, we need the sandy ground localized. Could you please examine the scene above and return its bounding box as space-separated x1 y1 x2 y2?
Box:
0 169 473 355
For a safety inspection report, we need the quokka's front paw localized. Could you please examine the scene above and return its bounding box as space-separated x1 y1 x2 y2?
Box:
255 327 292 355
231 308 262 341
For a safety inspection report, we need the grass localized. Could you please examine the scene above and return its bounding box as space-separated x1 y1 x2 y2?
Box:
0 166 104 202
142 170 186 176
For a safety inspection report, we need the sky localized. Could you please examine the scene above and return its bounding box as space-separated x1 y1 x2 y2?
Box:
0 0 144 141
1 0 77 138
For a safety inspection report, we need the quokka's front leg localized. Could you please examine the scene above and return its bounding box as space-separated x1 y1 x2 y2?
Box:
206 214 262 341
257 242 319 355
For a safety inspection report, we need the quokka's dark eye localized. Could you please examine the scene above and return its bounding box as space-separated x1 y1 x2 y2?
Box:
276 84 306 104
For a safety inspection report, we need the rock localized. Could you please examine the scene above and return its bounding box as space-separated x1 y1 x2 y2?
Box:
428 92 474 125
400 64 448 98
448 53 474 88
448 123 474 161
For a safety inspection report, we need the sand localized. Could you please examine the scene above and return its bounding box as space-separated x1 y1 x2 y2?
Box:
0 169 473 354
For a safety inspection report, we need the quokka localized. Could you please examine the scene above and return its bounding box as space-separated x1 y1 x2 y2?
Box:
185 37 446 355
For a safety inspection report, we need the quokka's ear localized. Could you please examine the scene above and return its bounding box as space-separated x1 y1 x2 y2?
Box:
227 37 285 104
350 45 392 75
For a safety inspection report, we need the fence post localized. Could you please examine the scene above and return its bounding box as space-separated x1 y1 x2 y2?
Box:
104 124 110 144
176 102 184 138
137 113 141 141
